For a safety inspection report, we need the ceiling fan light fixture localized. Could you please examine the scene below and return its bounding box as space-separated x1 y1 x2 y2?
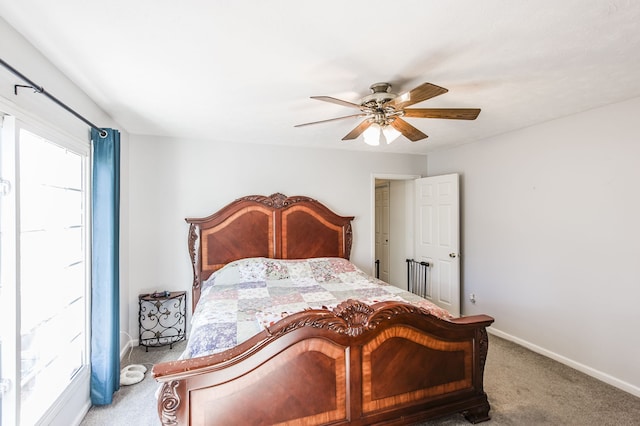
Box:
363 124 381 146
382 125 401 144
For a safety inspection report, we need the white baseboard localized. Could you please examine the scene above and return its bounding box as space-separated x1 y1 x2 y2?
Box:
120 338 131 361
119 338 138 362
488 327 640 398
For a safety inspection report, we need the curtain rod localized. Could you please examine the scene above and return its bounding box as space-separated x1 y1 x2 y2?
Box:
0 57 107 137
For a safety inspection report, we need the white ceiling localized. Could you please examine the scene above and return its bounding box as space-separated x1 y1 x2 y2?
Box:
1 0 640 154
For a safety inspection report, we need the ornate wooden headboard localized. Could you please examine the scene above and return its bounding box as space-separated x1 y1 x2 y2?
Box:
186 193 354 311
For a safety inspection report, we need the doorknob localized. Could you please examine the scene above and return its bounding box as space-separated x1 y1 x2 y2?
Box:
449 253 458 258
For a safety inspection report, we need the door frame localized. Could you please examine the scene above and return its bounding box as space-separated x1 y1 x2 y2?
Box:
0 112 92 426
370 173 421 281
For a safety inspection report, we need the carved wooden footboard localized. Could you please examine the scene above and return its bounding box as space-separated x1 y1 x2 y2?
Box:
154 194 494 424
152 300 494 425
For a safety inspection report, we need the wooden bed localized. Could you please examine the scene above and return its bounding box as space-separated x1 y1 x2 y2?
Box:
152 193 494 425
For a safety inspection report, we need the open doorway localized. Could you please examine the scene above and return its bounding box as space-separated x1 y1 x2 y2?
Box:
372 173 462 316
371 173 420 290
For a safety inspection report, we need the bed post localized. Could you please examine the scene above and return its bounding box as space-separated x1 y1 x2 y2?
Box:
187 222 200 313
462 327 491 423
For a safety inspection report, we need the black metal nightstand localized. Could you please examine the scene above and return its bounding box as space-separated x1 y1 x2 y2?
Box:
138 291 186 351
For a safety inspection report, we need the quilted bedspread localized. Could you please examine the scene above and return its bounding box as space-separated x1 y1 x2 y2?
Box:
183 257 452 359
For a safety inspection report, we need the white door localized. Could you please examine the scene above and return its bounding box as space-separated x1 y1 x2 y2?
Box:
414 174 460 317
374 182 390 283
0 116 91 425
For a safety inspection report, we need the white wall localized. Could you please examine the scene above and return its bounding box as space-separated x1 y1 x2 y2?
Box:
0 19 110 137
427 96 640 396
127 135 427 336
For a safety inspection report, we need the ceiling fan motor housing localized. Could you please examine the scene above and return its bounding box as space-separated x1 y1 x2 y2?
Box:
360 82 397 106
359 83 402 125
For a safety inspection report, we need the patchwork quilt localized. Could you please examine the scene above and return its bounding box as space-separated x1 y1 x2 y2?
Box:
182 257 452 359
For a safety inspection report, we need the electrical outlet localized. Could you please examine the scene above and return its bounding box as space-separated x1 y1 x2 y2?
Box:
469 293 476 304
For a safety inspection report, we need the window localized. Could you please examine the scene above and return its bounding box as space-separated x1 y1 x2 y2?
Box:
1 116 90 425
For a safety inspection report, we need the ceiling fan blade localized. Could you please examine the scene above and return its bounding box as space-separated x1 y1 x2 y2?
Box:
390 118 428 142
294 113 365 127
385 83 448 109
310 96 361 109
342 120 372 140
403 108 481 120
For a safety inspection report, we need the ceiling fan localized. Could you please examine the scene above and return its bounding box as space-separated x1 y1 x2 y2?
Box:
295 82 480 145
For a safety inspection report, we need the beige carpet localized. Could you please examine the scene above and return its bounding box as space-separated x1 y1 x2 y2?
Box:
80 335 640 425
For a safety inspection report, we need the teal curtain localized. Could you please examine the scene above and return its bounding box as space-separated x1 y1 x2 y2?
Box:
90 128 120 405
